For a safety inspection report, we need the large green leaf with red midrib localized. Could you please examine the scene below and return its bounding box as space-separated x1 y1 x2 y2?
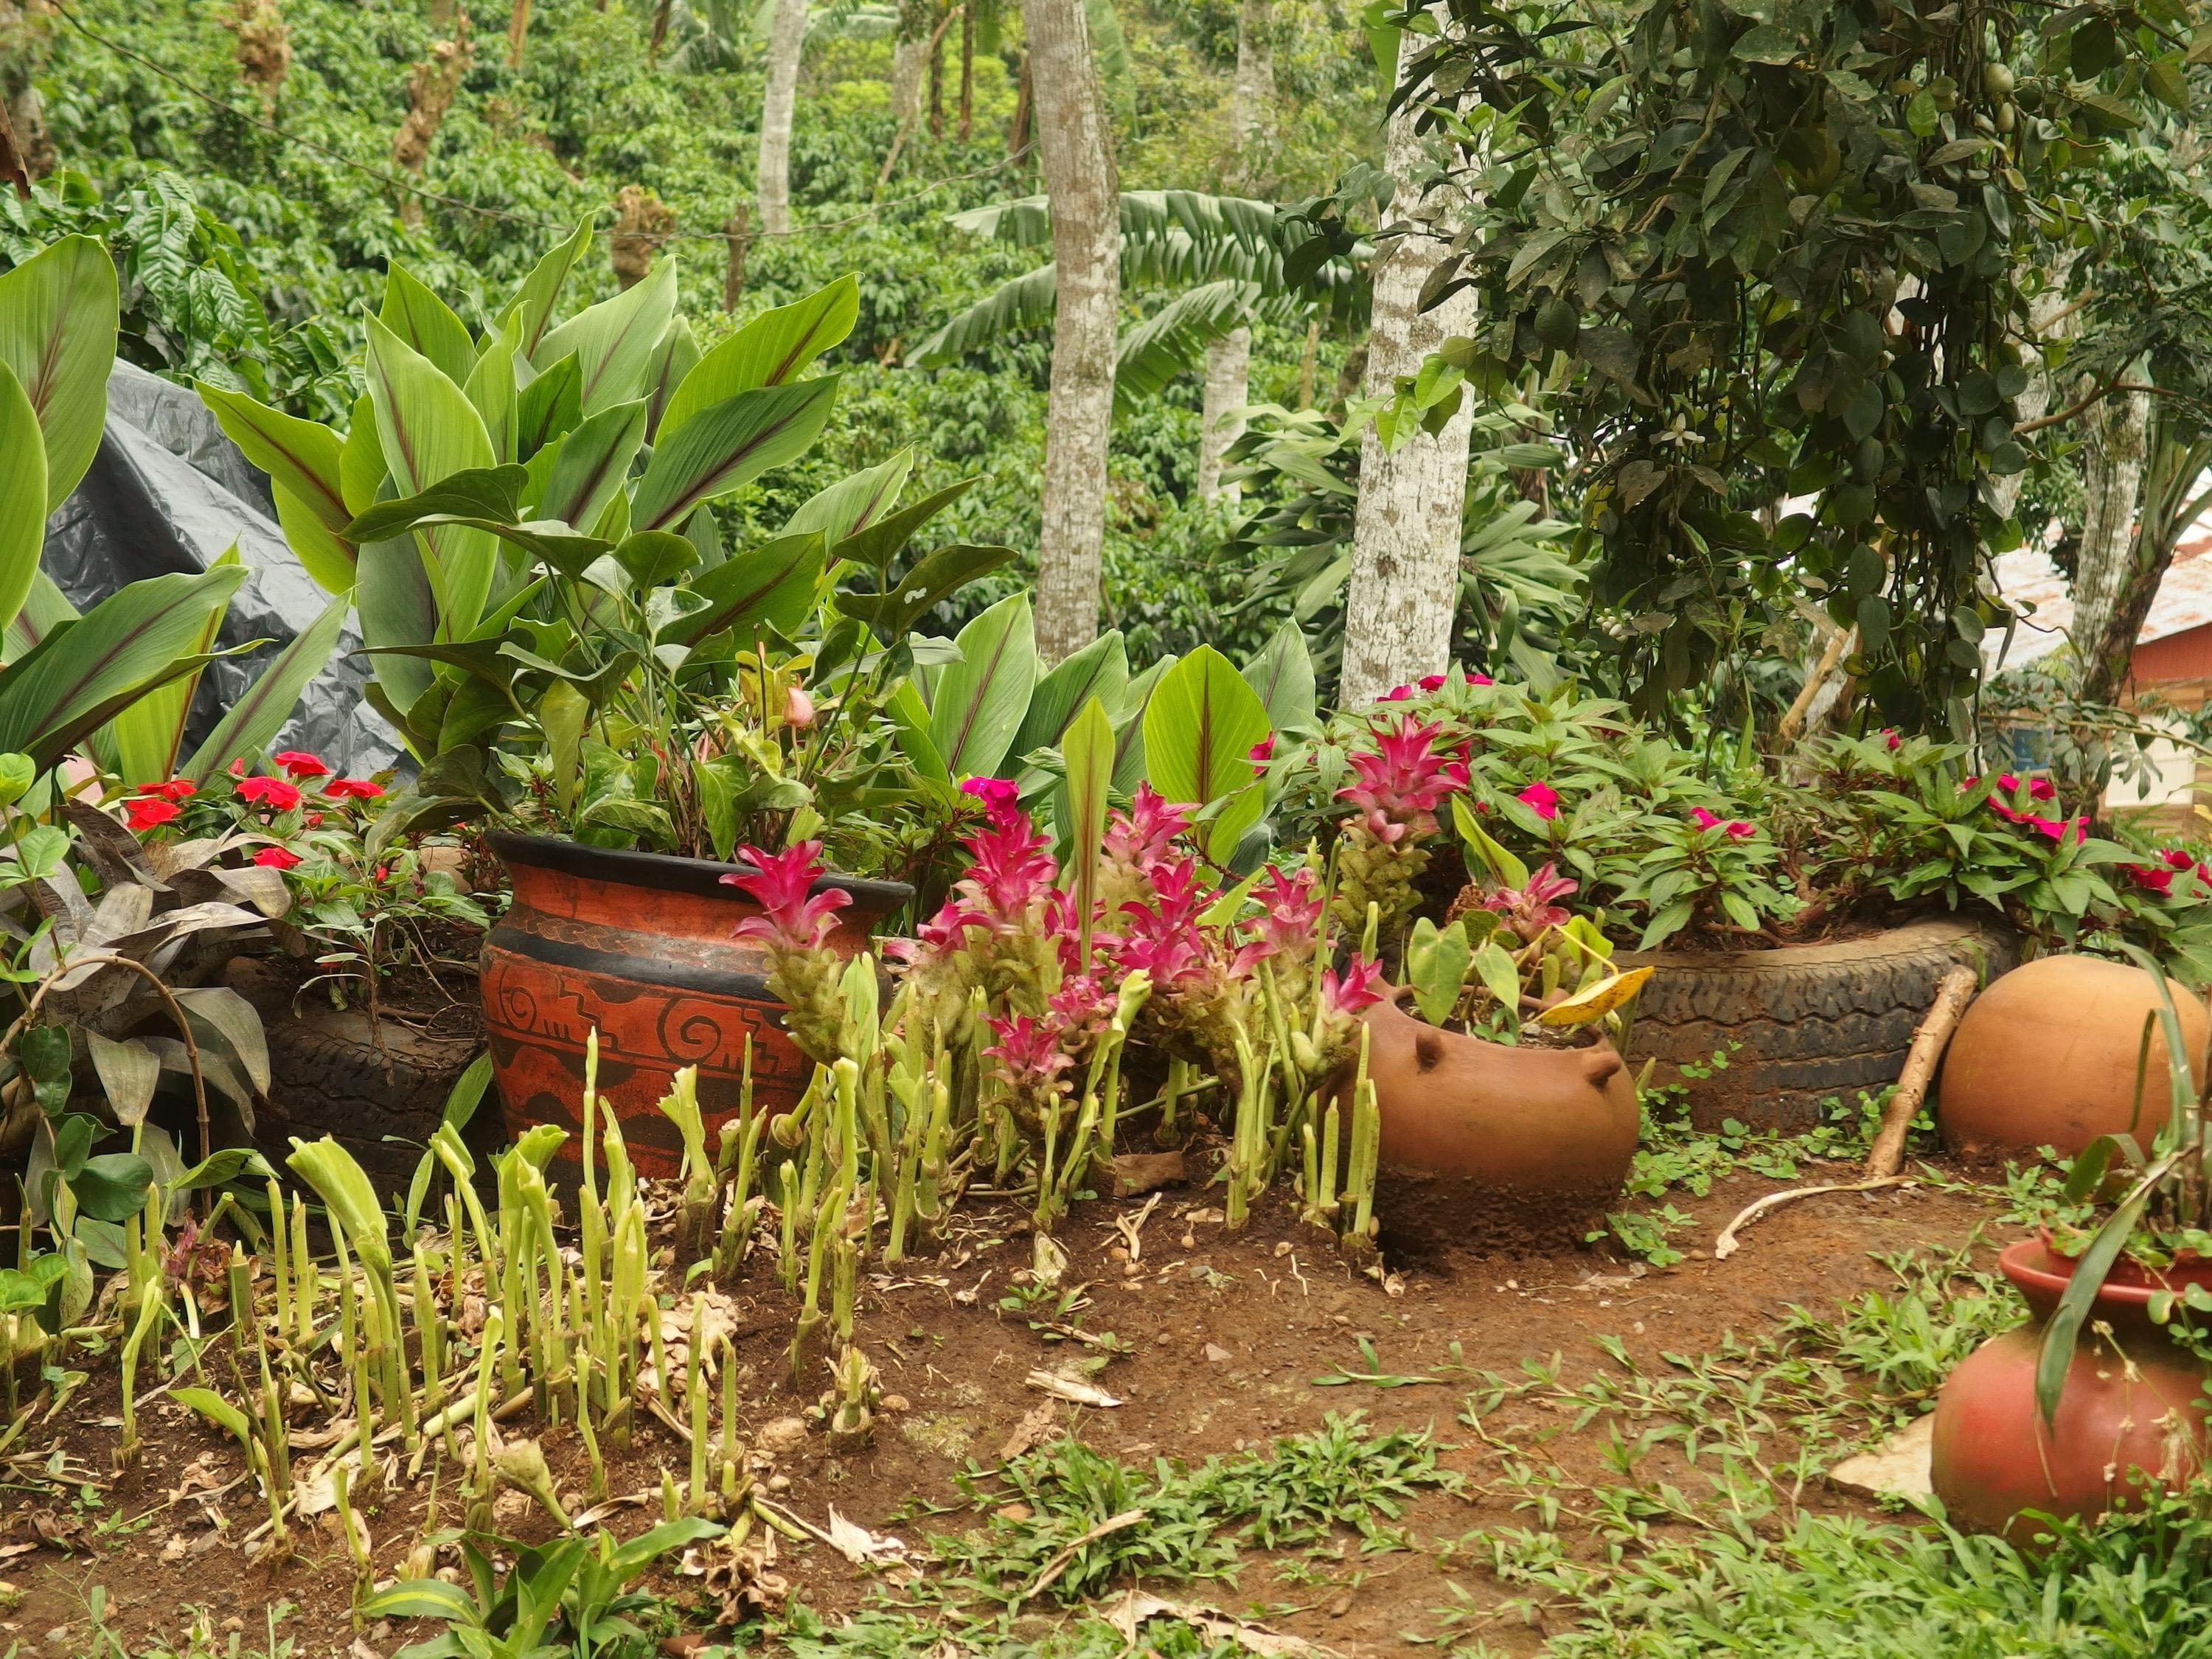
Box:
1142 644 1272 858
630 378 841 534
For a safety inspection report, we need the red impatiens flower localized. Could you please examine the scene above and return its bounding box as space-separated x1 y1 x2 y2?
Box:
1517 781 1559 822
324 779 384 801
1377 684 1413 702
2130 863 2177 897
237 776 302 811
1881 728 1901 751
1248 735 1276 771
1321 956 1387 1016
723 840 852 950
252 846 303 870
126 798 181 832
1337 716 1470 842
2162 848 2197 872
959 775 1020 824
1689 807 1756 841
1465 671 1494 686
272 750 329 780
1417 673 1449 692
136 779 197 802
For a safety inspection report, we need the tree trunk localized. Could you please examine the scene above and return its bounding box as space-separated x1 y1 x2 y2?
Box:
2070 360 2152 704
928 8 945 139
1194 0 1271 502
1023 0 1120 664
1007 47 1032 157
392 18 473 229
506 0 530 67
756 0 807 236
1340 108 1478 706
2076 412 2212 710
1197 330 1250 501
958 0 974 141
723 206 750 311
889 0 928 128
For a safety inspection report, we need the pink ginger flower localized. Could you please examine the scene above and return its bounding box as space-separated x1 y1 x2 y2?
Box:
1104 784 1192 875
1248 864 1324 956
885 897 986 967
1517 781 1559 822
1483 860 1579 942
953 809 1058 924
1338 716 1470 842
723 840 851 950
1321 956 1387 1016
1116 857 1212 990
984 1014 1074 1098
959 774 1020 824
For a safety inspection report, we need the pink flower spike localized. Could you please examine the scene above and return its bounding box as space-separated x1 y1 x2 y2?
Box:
783 684 816 728
1517 781 1559 821
1882 728 1901 751
959 775 1020 823
1322 956 1386 1016
723 840 850 950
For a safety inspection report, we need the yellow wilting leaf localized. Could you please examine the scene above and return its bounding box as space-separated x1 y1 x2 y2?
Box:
1537 966 1655 1028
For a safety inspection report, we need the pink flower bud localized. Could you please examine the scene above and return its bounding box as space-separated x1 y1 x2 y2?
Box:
783 684 816 728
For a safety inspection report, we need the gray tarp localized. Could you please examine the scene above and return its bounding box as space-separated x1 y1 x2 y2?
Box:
41 361 401 776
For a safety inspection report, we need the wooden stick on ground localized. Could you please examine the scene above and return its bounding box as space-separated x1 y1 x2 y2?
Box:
1713 1175 1909 1259
1865 962 1979 1178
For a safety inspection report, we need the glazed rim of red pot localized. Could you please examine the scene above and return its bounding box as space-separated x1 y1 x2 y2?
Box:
2003 1235 2212 1307
487 829 914 914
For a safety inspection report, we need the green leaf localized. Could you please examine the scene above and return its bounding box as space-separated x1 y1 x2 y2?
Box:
828 479 978 580
285 1136 390 1273
495 220 592 359
1239 619 1315 737
642 317 700 437
270 482 359 594
358 1579 483 1627
930 591 1040 779
172 1385 256 1449
1011 630 1128 763
0 234 118 512
356 532 440 720
344 465 531 543
1407 918 1472 1026
0 359 51 643
660 532 824 647
517 351 583 460
365 318 500 637
1142 644 1271 812
181 589 352 784
464 313 524 465
72 1152 155 1222
110 546 236 785
535 401 648 534
442 1051 495 1132
785 448 914 544
1113 279 1255 414
832 543 1015 641
380 262 476 386
631 378 841 534
0 566 248 767
1472 939 1523 1018
195 384 352 536
1112 655 1174 796
533 257 678 413
660 274 858 439
1061 696 1115 967
1730 22 1800 61
338 392 387 517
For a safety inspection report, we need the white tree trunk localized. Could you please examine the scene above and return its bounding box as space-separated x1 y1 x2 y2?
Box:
1197 329 1249 500
1024 0 1120 663
756 0 808 236
1231 0 1272 164
2071 361 2152 676
889 0 928 127
1340 108 1478 707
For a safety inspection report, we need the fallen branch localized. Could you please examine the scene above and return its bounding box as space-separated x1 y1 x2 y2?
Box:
1865 962 1978 1178
1713 1177 1910 1259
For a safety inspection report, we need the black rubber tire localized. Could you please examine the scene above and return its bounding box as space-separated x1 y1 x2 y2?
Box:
229 960 487 1195
1618 917 2017 1130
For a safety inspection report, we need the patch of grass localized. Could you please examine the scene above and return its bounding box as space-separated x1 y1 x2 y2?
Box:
925 1412 1460 1613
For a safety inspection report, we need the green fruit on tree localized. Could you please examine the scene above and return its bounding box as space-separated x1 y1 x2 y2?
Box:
1534 297 1580 352
1983 62 2016 99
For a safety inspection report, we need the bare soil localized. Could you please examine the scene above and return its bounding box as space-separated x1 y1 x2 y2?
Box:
0 1160 2003 1658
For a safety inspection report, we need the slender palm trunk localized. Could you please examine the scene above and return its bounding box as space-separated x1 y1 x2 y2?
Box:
1197 0 1271 501
1023 0 1120 662
958 1 975 141
2070 361 2151 700
757 0 808 236
1340 105 1478 706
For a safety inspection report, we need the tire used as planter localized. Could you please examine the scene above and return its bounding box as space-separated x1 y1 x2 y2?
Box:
227 956 487 1197
1620 916 2017 1132
1929 1236 2212 1539
1358 993 1640 1256
479 831 910 1180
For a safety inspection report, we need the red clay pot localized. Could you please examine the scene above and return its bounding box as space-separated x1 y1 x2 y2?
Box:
1928 1237 2212 1539
1358 995 1640 1253
1939 955 2209 1162
479 831 908 1178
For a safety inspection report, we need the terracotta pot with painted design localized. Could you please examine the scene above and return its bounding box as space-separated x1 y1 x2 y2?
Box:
479 831 909 1178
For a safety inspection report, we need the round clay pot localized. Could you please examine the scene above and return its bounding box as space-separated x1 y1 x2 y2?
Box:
1938 955 2208 1162
479 832 908 1178
1929 1237 2212 1539
1358 995 1639 1255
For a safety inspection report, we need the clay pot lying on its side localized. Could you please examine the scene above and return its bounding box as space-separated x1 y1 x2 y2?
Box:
1929 1237 2212 1540
1357 995 1640 1256
1939 955 2209 1163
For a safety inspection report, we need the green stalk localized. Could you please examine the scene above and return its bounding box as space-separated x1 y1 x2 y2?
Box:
575 1356 607 1502
778 1161 803 1295
116 1277 163 1468
686 1293 708 1512
1157 1058 1189 1147
789 1180 841 1386
412 1245 444 1429
467 1304 504 1534
265 1178 291 1346
290 1196 316 1352
1318 1100 1342 1223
